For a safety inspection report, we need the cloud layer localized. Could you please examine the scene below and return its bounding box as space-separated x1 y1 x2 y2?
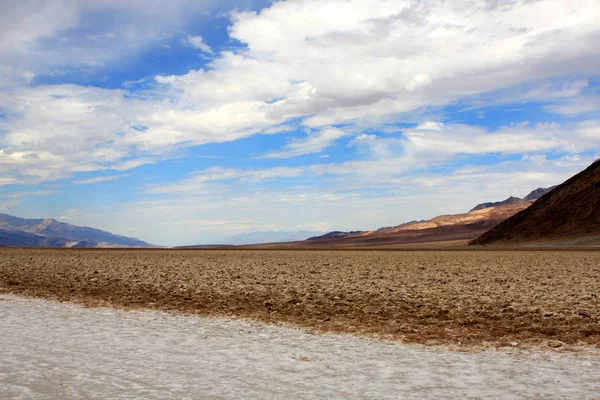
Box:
2 0 599 183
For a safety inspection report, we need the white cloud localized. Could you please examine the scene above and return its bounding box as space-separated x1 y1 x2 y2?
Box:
0 0 240 83
347 120 600 164
73 175 129 185
142 118 600 199
184 35 213 53
416 121 444 131
146 166 305 194
21 71 35 84
0 190 56 199
0 176 18 186
0 200 20 212
405 73 432 92
546 96 600 116
140 0 600 160
258 127 349 159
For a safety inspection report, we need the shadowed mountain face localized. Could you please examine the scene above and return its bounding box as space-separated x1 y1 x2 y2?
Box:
523 186 557 201
471 161 600 246
0 214 151 248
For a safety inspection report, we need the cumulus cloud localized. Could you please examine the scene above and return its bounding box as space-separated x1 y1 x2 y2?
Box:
143 0 600 161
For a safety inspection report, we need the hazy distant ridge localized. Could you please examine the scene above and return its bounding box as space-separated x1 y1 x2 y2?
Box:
0 213 152 248
222 231 322 245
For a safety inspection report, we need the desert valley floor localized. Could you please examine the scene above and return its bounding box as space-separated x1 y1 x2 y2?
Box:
2 248 600 398
1 248 599 349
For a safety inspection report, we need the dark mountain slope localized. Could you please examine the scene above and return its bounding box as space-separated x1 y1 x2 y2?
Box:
471 161 600 245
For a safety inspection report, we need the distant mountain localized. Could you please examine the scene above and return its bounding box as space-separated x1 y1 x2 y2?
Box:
0 229 73 247
469 186 556 212
470 196 523 212
523 186 557 201
307 231 366 241
375 220 428 233
0 213 152 248
471 161 600 246
221 230 323 245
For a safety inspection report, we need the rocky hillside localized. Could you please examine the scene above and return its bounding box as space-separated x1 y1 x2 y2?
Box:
471 161 600 246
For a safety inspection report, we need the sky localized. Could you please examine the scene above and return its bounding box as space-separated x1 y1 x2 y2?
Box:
0 0 599 246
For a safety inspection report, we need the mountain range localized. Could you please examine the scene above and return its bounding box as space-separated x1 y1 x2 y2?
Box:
299 186 556 246
0 214 152 248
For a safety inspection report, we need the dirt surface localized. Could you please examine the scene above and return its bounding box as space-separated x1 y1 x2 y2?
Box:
1 248 599 350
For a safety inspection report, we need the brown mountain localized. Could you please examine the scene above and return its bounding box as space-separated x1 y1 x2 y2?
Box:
235 202 532 249
471 161 600 246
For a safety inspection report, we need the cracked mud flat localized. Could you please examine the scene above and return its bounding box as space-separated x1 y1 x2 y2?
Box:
2 294 600 399
1 249 599 349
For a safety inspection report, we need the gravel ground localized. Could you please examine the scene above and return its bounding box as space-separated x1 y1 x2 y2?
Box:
1 294 600 399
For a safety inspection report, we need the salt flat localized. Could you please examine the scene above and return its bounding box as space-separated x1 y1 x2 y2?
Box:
1 294 599 399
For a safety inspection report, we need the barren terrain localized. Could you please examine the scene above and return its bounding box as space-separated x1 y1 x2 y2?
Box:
1 248 599 349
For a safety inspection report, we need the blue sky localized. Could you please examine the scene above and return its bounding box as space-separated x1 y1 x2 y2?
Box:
0 0 599 246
